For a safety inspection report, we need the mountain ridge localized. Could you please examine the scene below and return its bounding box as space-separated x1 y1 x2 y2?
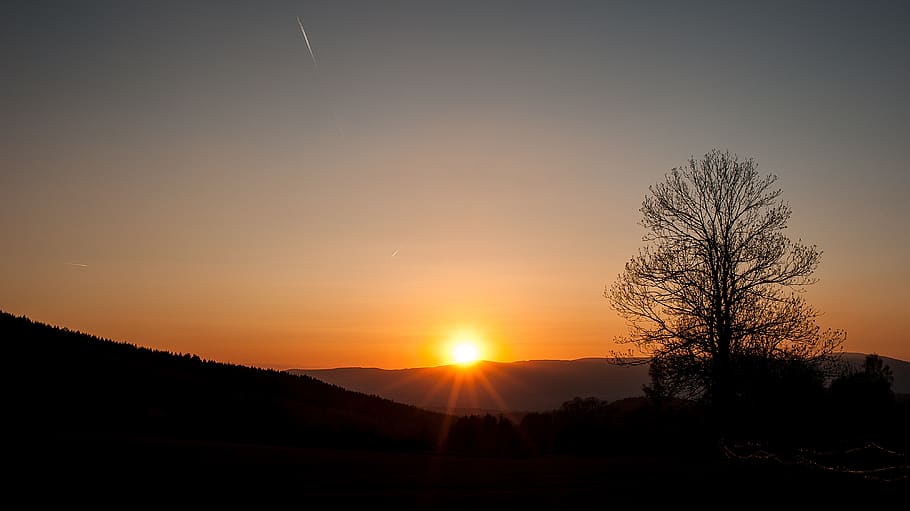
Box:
289 352 910 413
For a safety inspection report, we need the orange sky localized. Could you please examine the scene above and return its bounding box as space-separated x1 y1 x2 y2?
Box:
2 2 908 367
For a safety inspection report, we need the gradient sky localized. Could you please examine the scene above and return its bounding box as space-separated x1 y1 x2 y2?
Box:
3 1 909 368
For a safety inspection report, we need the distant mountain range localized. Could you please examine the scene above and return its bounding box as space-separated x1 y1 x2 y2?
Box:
290 353 910 413
293 359 649 415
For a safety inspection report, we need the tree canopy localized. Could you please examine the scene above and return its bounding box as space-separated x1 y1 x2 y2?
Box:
608 150 844 407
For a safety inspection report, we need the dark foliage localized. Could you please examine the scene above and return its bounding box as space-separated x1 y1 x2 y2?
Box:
445 414 524 456
721 356 829 439
829 354 901 442
446 397 712 458
446 358 909 460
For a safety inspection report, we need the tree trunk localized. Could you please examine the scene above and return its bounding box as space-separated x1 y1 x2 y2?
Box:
713 338 733 420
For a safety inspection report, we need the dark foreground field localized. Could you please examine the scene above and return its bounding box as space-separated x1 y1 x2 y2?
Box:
21 432 903 506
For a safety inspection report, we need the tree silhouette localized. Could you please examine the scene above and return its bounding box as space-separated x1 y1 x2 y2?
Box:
608 150 844 411
831 353 895 411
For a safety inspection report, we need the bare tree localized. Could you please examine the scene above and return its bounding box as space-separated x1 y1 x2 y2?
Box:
608 150 844 408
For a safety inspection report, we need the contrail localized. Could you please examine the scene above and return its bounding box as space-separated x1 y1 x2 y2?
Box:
295 15 345 141
65 262 88 267
296 16 319 71
391 249 399 258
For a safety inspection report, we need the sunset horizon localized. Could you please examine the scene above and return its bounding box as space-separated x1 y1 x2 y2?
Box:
6 2 910 499
4 1 908 370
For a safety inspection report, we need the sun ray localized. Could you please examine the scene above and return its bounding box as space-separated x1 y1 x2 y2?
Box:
435 369 466 449
473 366 513 415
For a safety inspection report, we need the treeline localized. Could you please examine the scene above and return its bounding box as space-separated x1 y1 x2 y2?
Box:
5 311 445 451
445 356 910 457
446 396 706 457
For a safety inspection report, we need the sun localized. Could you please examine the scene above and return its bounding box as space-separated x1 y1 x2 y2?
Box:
452 342 480 365
446 328 485 366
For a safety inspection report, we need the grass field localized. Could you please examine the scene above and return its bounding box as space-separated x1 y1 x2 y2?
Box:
20 433 902 506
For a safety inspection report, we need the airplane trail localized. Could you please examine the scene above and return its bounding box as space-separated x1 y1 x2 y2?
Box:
296 16 319 71
65 262 88 267
295 15 345 141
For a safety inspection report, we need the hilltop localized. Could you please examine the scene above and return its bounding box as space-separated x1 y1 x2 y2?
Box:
5 311 446 451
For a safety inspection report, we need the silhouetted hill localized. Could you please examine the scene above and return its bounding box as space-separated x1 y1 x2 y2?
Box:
291 353 910 413
4 311 446 451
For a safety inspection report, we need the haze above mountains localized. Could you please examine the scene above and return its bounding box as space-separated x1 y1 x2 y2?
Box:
293 359 648 414
290 354 910 413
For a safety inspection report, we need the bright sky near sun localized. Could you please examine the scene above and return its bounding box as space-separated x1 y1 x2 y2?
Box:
2 1 909 368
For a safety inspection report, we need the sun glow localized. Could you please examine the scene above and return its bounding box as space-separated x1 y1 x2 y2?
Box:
447 328 485 366
452 342 479 365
